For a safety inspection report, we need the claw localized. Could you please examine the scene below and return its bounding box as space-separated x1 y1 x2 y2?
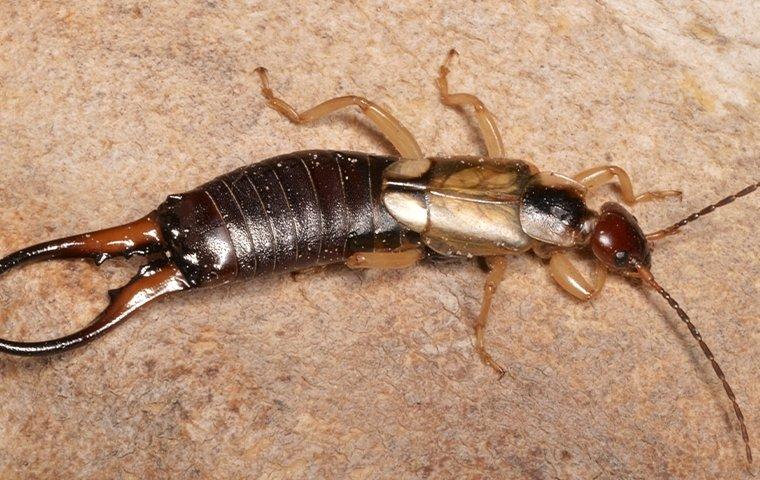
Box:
0 259 187 356
0 213 164 273
0 213 189 356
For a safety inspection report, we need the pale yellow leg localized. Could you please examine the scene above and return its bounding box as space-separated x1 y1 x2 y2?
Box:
345 249 423 269
549 252 608 301
255 67 423 160
573 165 682 204
474 256 509 378
436 49 505 158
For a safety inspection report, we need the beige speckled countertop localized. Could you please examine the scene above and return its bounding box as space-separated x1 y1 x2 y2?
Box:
0 2 758 478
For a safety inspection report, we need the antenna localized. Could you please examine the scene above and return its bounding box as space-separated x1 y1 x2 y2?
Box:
646 182 758 241
636 263 752 464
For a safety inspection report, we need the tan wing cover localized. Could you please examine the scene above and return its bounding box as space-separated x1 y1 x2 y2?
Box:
382 157 537 256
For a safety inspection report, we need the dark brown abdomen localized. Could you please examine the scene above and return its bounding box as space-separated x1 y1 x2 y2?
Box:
157 150 409 287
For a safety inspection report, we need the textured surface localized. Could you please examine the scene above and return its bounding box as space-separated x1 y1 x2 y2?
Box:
0 2 758 478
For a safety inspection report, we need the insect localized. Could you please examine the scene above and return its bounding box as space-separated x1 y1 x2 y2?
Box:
0 50 756 463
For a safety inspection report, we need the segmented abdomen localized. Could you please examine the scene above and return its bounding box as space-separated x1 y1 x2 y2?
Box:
157 150 408 286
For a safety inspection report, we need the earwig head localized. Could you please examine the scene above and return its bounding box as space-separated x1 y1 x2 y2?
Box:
590 202 650 272
593 184 759 464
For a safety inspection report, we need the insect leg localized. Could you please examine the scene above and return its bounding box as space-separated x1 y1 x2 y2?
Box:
473 256 509 378
574 165 682 204
254 68 423 160
549 252 608 301
436 49 505 158
291 266 328 282
345 248 423 269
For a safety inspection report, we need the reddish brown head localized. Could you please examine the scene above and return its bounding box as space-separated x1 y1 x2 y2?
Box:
587 190 757 464
590 202 650 272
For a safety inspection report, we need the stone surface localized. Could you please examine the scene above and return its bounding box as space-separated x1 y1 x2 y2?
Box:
0 2 758 478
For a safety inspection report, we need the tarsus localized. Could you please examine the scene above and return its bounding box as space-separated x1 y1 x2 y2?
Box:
646 182 758 240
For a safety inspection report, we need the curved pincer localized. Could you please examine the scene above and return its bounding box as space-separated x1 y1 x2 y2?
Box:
0 214 188 356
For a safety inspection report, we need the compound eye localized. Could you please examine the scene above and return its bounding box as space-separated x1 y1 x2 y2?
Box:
613 251 629 268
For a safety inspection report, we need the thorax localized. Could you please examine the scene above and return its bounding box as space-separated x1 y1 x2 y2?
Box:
381 156 595 258
381 156 538 257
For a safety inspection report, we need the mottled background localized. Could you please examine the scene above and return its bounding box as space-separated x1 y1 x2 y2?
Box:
0 1 758 479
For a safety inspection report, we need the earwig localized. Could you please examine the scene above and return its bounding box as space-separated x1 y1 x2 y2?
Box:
0 49 756 464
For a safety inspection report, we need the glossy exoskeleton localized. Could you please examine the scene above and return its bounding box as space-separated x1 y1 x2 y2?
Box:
0 50 756 464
